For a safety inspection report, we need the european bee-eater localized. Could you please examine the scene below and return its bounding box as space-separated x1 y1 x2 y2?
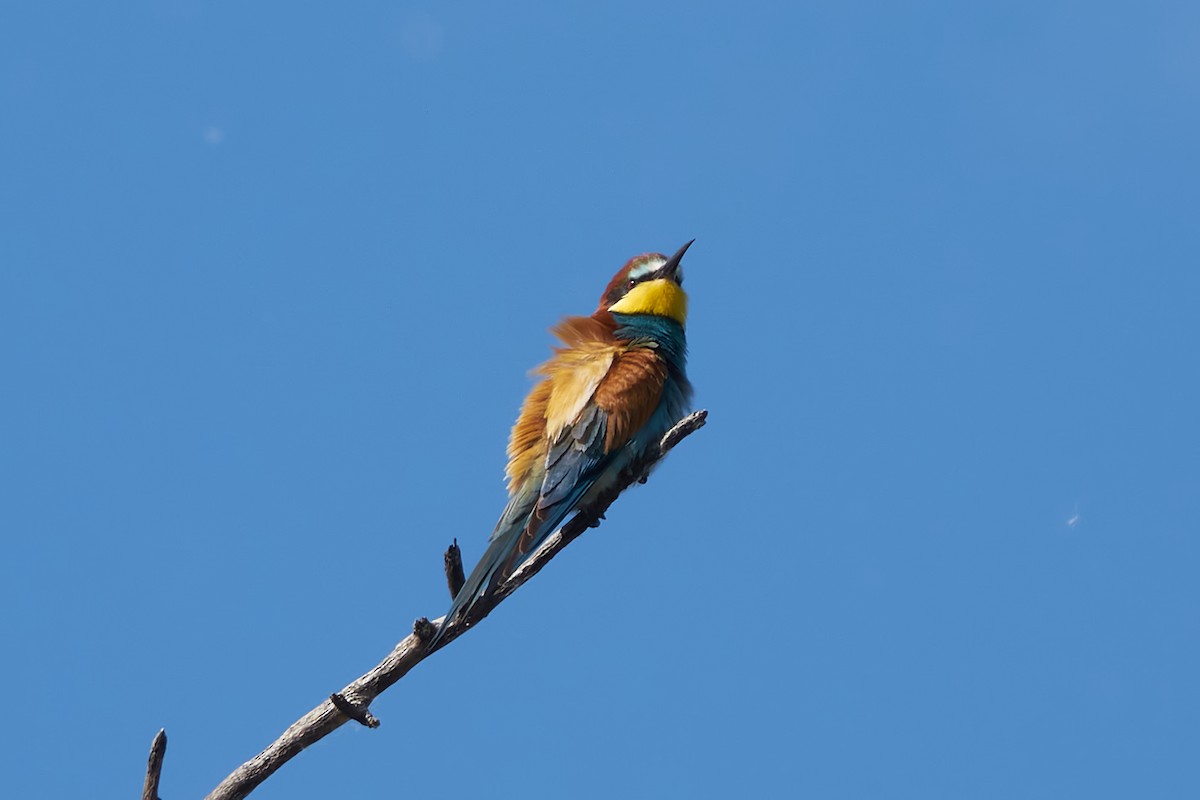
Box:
431 241 694 646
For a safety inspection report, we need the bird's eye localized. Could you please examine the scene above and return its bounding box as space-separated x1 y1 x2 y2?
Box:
627 279 636 290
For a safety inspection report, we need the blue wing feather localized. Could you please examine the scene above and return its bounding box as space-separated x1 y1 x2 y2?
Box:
430 404 612 646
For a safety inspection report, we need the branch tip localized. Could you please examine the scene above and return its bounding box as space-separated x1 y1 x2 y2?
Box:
142 728 167 800
444 540 465 599
657 408 708 455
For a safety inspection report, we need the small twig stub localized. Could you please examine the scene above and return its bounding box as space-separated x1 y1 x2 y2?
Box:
142 728 167 800
329 693 381 729
444 539 465 599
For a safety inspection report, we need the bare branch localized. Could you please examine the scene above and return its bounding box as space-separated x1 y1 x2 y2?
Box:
202 409 707 800
141 728 167 800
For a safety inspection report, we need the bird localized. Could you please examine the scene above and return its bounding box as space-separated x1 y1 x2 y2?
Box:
429 240 695 647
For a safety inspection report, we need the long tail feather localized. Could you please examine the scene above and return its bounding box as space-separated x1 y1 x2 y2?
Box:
428 483 592 648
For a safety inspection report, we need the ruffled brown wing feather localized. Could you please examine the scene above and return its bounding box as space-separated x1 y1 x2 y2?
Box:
593 348 667 453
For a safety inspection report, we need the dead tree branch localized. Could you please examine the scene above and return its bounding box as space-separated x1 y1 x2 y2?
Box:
201 409 707 800
141 728 167 800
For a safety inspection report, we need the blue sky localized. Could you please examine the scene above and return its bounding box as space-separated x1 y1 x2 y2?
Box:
2 2 1198 798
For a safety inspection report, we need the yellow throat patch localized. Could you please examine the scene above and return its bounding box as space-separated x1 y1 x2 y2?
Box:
607 279 688 326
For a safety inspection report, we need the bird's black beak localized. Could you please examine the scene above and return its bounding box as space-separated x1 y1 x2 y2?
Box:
652 239 694 284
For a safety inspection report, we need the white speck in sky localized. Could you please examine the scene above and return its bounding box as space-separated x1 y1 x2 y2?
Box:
203 125 225 145
1066 505 1081 528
